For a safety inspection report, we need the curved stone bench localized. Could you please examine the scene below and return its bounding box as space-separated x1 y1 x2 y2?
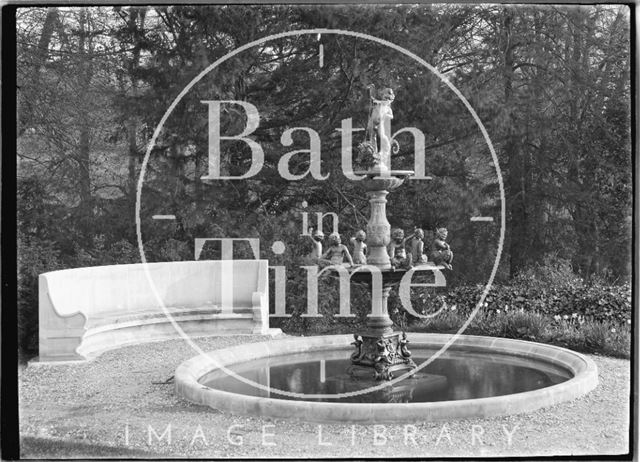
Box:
38 260 273 362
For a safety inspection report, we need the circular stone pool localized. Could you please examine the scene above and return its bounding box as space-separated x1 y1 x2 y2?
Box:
175 334 598 423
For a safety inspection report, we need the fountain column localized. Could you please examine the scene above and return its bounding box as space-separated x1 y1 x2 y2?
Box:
348 175 417 381
366 286 394 335
365 190 391 270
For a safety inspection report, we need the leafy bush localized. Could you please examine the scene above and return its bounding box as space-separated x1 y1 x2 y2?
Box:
549 323 586 351
545 317 631 359
498 310 550 341
410 307 630 358
17 238 63 359
512 254 583 291
601 325 631 358
406 280 631 325
580 321 610 353
416 309 463 334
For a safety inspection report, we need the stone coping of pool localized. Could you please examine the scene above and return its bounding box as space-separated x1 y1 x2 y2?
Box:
174 334 599 423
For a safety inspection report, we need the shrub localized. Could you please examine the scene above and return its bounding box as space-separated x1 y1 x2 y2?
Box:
551 323 586 352
17 238 63 360
408 303 630 358
406 281 631 326
498 310 550 341
512 254 584 291
539 316 630 359
602 326 631 358
581 321 610 353
410 309 462 334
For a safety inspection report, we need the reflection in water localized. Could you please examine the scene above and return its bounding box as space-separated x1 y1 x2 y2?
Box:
200 349 571 404
287 368 303 393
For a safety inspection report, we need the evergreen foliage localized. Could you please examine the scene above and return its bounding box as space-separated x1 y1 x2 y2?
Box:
16 6 632 360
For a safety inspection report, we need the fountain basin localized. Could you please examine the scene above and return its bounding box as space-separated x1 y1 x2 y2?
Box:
175 334 598 423
354 169 414 191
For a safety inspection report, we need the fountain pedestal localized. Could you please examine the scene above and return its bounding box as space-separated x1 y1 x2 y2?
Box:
348 331 417 381
364 189 392 270
347 170 418 381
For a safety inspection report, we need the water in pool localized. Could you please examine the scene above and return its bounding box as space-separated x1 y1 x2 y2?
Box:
200 349 572 403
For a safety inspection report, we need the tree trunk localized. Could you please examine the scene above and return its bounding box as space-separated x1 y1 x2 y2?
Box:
126 7 146 219
76 8 94 238
20 8 58 133
501 8 528 278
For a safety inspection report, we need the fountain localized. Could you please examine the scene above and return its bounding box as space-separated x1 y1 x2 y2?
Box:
174 85 598 423
346 84 436 381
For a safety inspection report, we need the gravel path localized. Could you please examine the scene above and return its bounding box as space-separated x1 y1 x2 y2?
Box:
19 335 631 458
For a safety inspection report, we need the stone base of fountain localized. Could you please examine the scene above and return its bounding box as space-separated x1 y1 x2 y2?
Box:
348 331 417 381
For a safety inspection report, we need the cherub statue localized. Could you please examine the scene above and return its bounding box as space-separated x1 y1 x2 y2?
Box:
350 334 365 362
358 85 400 170
429 227 453 270
409 227 428 264
321 232 354 267
350 230 367 265
307 227 324 260
387 228 414 270
399 332 412 358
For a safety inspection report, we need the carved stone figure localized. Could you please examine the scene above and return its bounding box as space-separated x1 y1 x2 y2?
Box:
308 227 324 259
399 331 412 358
358 85 400 171
387 228 414 270
429 227 453 270
321 232 354 266
409 228 428 264
374 339 394 380
349 332 417 380
350 230 367 265
350 334 365 361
